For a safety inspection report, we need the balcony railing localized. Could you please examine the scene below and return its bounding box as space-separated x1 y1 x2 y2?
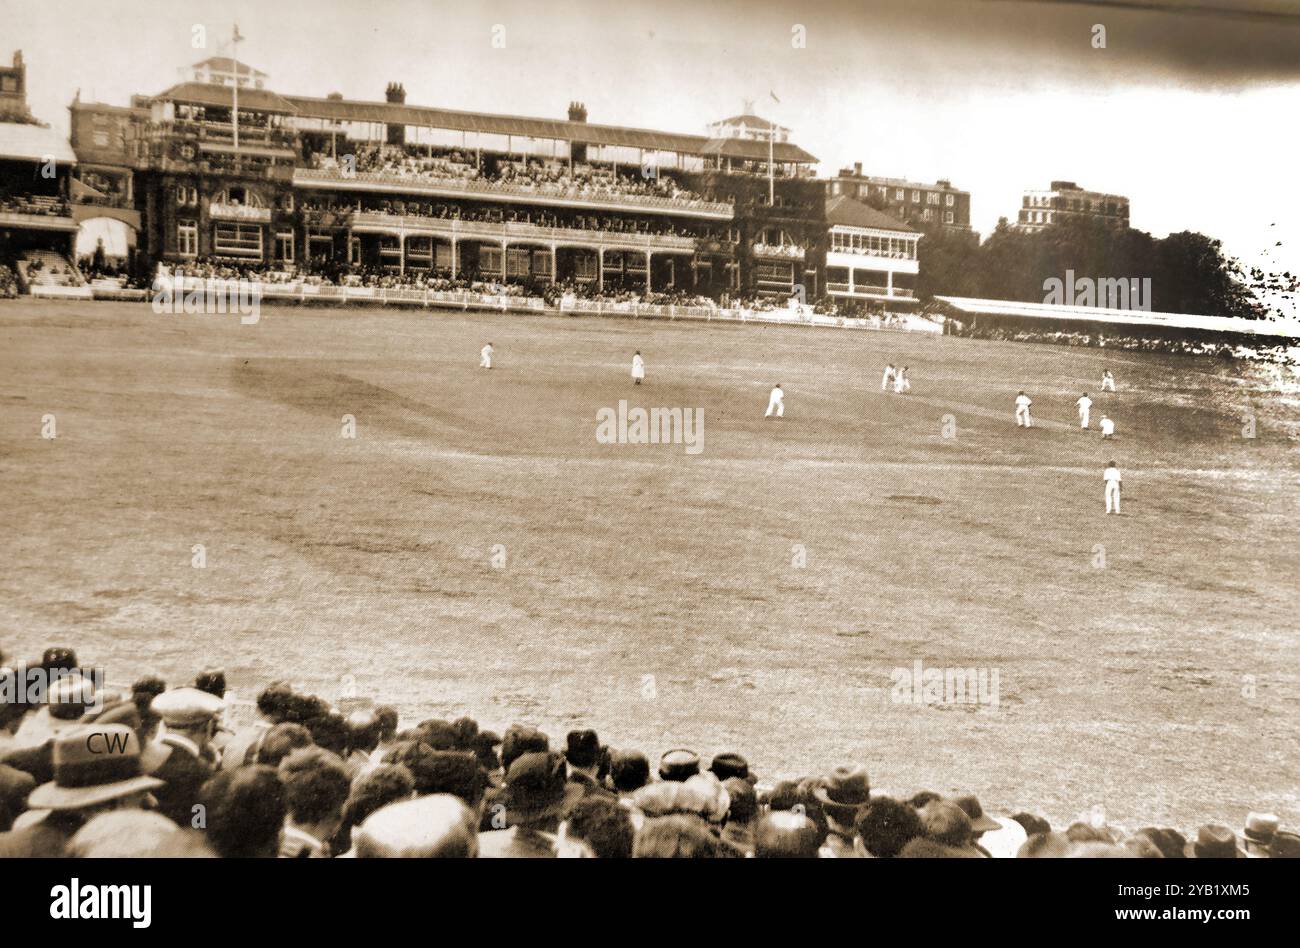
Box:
209 202 273 223
826 281 916 299
751 242 806 260
348 211 699 252
0 199 76 231
294 167 735 219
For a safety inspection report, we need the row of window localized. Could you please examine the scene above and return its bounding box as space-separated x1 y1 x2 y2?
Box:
830 231 917 258
857 184 957 207
177 222 294 261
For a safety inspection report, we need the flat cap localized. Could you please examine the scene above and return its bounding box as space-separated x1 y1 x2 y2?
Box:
151 687 225 726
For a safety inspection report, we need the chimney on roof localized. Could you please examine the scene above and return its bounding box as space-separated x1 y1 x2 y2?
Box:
385 83 406 146
854 162 862 176
568 101 587 123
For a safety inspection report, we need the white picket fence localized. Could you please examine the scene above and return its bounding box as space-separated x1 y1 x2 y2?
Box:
91 277 944 333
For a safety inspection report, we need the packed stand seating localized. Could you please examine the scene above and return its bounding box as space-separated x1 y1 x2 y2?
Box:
305 143 726 208
1 647 1293 859
17 252 84 288
0 192 71 218
0 263 18 299
950 322 1298 361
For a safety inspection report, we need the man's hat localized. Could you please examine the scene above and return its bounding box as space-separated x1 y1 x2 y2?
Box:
40 647 78 670
658 748 700 782
708 752 754 783
919 800 974 847
46 674 98 724
564 730 602 769
500 724 548 771
1243 811 1279 856
1190 823 1243 858
953 794 1001 833
151 687 224 727
27 725 165 811
1269 831 1300 858
500 752 583 825
812 765 871 820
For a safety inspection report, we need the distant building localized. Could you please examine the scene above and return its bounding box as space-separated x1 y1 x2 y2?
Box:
826 164 971 235
1017 181 1129 233
0 50 35 124
706 106 790 144
823 195 921 308
181 57 268 90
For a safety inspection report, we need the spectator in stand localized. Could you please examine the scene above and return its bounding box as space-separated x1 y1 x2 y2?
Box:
953 794 1002 855
257 722 314 768
198 766 287 858
720 778 758 856
855 796 924 858
753 810 823 859
67 810 181 858
354 794 480 858
813 765 871 857
565 729 614 804
335 763 416 855
0 725 166 858
368 705 400 766
608 749 651 799
659 748 701 782
278 746 352 858
149 687 225 825
561 796 635 858
478 751 582 858
633 814 721 858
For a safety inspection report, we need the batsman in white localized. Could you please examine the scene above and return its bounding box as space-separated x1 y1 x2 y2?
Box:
1101 368 1116 392
1014 391 1033 428
631 351 645 385
881 364 895 391
1104 460 1122 514
765 383 785 419
1076 392 1093 429
479 342 494 369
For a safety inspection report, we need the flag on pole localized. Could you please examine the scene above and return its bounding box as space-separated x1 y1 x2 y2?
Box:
233 24 244 43
770 91 780 104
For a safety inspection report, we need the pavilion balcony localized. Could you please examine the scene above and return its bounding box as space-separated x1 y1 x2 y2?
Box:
825 249 919 275
347 210 699 253
751 241 806 260
0 197 76 232
293 167 734 220
209 202 273 223
826 282 917 301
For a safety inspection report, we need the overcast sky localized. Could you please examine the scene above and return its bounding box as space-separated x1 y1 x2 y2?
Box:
5 0 1298 281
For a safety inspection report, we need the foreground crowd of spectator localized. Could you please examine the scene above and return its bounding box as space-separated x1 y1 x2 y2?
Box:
2 649 1295 859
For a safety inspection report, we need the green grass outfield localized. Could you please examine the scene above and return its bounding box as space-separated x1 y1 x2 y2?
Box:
2 299 1297 828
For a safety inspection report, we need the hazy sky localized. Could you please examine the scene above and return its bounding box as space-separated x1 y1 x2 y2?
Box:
5 0 1298 279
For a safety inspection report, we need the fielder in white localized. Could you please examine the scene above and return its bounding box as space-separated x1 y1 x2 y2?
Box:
631 351 645 385
479 342 494 369
1100 414 1115 439
894 366 911 394
1104 460 1122 514
882 364 895 391
1101 369 1116 392
1076 392 1093 429
765 383 785 418
1014 391 1033 428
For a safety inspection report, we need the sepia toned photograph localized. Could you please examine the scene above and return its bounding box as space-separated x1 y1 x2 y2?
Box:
0 0 1296 919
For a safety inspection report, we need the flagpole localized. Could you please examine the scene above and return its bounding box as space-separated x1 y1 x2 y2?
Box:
231 25 242 151
768 127 774 206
